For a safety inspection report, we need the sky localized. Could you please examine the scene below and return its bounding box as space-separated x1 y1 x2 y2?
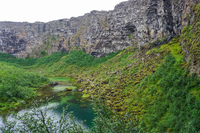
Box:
0 0 126 23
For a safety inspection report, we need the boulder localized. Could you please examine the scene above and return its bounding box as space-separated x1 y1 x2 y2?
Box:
49 81 59 85
79 89 83 92
65 87 72 91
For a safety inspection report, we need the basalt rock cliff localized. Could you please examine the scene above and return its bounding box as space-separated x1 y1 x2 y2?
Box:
0 0 199 58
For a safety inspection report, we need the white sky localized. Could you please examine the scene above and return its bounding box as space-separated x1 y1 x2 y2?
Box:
0 0 126 23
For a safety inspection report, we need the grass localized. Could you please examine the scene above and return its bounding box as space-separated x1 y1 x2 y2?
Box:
0 5 199 131
0 62 49 113
49 77 71 82
82 93 90 98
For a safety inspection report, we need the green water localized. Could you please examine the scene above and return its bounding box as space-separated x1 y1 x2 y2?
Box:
0 77 95 128
53 91 95 127
36 78 95 127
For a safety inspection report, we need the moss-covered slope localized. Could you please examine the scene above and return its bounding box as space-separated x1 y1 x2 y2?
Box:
32 34 199 132
0 1 199 132
31 2 200 131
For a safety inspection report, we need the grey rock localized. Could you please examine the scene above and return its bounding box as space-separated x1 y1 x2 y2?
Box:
79 89 83 92
0 0 198 58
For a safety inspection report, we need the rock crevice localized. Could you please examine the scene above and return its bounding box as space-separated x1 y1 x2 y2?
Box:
0 0 198 58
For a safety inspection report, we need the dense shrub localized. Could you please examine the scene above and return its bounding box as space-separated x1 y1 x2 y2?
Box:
91 98 138 133
138 54 200 132
61 50 120 67
0 53 37 66
34 52 67 67
0 63 48 108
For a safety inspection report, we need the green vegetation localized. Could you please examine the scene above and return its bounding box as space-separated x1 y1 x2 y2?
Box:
1 33 199 132
61 50 120 67
137 54 200 132
49 77 71 82
90 98 138 133
51 36 57 41
1 99 138 133
1 101 85 133
34 52 67 68
0 62 48 113
0 52 37 66
40 50 47 56
0 2 200 132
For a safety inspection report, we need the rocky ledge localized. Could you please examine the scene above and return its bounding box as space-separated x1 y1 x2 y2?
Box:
0 0 198 58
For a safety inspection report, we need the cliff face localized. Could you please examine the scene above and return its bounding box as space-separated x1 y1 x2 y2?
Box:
0 0 198 58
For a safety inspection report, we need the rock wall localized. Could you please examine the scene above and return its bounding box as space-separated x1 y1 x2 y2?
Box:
0 0 199 58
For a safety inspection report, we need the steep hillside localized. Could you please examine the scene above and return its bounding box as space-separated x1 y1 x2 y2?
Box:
21 1 199 131
0 0 199 132
31 37 199 132
0 25 199 132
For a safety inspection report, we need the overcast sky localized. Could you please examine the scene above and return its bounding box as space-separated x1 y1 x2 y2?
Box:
0 0 126 23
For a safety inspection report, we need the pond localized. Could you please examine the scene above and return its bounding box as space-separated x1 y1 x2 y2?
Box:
0 77 95 130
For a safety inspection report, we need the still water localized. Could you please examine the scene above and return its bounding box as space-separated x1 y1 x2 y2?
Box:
0 80 95 130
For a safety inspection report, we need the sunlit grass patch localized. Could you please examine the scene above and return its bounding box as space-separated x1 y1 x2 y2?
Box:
49 77 71 82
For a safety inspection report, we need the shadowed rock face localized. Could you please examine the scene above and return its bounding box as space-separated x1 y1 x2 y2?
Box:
0 29 26 54
0 0 198 58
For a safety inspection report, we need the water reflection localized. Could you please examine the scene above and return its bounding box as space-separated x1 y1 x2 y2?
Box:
0 102 89 132
0 117 3 127
0 84 95 130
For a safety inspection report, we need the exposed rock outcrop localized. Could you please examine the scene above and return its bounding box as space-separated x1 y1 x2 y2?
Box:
0 0 199 58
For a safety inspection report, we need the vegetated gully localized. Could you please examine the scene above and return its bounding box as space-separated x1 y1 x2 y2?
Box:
0 77 95 128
